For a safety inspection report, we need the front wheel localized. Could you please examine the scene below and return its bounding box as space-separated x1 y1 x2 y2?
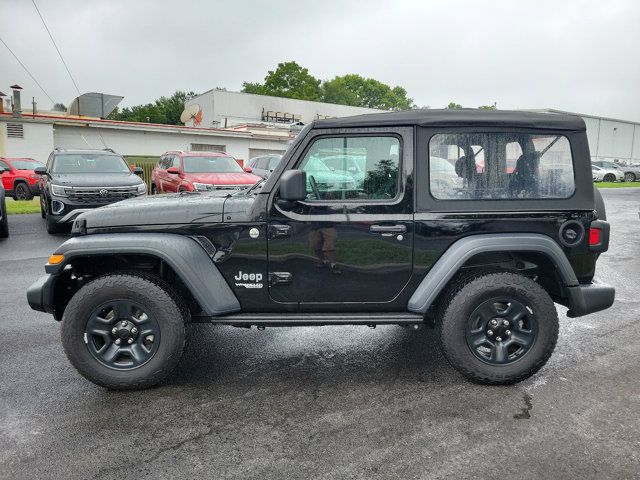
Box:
603 173 616 182
61 273 188 390
14 182 33 200
437 272 558 385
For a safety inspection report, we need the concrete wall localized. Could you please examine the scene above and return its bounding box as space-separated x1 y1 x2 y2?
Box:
186 90 382 128
0 121 54 162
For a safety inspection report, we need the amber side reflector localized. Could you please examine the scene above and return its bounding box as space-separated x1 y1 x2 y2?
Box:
588 228 601 246
48 254 64 265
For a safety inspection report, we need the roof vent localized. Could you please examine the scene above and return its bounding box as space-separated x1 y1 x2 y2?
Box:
68 92 123 118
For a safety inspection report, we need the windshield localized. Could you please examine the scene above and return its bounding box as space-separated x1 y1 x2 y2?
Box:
182 156 243 173
10 160 44 170
51 154 130 174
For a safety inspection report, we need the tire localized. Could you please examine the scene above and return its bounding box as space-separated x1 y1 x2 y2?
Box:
14 182 33 200
603 173 616 182
61 273 188 390
45 211 63 234
624 172 636 182
151 183 157 194
437 272 558 385
0 201 8 238
40 200 46 218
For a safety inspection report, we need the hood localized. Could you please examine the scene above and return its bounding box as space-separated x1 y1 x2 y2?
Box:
75 191 256 232
183 171 261 185
50 173 143 187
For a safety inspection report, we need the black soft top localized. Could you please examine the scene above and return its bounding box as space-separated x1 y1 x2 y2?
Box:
315 109 586 131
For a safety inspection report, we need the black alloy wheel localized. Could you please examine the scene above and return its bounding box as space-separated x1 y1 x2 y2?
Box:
465 298 537 365
85 300 161 370
15 182 33 200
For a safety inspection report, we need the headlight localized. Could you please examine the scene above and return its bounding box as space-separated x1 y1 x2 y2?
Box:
135 183 147 195
192 182 211 191
50 184 68 197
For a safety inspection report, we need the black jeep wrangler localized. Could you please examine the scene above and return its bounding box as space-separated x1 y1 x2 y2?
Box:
27 110 614 389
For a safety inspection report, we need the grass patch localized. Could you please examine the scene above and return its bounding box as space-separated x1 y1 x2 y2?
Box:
595 182 640 188
5 197 41 215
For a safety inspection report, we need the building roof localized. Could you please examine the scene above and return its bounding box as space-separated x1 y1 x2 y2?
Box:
315 109 586 131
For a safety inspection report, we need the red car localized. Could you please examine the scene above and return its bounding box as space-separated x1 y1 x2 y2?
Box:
0 157 44 200
150 151 261 193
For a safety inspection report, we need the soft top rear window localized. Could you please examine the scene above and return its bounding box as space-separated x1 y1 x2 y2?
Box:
429 132 575 200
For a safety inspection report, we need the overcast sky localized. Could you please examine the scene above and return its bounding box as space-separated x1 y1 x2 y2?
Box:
1 0 639 121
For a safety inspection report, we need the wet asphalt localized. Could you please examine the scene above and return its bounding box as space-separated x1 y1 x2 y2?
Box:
1 188 639 479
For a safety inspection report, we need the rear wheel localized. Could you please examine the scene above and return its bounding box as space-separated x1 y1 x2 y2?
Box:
14 182 33 200
603 173 616 182
625 172 636 182
151 183 158 194
437 272 558 385
61 273 188 390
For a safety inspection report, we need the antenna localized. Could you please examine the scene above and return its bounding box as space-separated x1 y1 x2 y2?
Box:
180 104 202 126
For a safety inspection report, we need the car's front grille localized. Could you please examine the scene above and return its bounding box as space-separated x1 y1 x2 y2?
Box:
65 186 139 204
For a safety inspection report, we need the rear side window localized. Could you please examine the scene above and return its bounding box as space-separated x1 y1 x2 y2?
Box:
429 133 575 200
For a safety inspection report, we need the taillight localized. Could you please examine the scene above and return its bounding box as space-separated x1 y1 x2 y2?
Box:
589 227 602 246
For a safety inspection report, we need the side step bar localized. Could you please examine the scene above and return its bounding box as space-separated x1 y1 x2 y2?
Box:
198 312 424 327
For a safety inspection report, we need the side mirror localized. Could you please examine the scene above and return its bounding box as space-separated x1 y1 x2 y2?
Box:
279 170 307 201
167 167 180 175
34 166 47 175
133 166 144 175
243 166 253 173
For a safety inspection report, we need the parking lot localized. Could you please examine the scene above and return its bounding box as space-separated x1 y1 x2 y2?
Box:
0 188 638 479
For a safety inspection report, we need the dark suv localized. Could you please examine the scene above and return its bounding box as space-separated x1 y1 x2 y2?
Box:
36 148 146 234
27 110 614 389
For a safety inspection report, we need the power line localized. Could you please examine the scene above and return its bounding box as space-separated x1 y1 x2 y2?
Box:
31 0 81 96
0 35 56 104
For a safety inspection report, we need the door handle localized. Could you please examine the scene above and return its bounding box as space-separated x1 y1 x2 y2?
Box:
369 224 407 235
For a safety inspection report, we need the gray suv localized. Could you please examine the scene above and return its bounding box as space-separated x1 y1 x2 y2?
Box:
245 154 282 178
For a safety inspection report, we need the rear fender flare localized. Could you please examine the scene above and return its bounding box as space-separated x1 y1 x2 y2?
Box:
407 233 578 314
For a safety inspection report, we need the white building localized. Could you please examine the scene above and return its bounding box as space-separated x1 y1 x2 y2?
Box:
183 90 383 129
530 109 640 164
0 112 293 163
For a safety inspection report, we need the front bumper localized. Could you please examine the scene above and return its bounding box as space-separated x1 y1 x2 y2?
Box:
566 282 615 318
27 274 57 317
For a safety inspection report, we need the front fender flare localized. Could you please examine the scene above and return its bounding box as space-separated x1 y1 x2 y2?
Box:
45 233 240 316
407 233 579 314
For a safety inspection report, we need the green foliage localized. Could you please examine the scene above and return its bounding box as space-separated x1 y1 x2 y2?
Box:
447 102 497 110
242 61 322 101
52 102 67 112
322 74 413 110
243 62 414 110
108 91 197 125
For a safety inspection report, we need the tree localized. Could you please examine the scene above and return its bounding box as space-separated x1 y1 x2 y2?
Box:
52 102 67 112
108 91 197 125
242 61 322 101
322 74 413 110
478 103 497 110
446 102 463 109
